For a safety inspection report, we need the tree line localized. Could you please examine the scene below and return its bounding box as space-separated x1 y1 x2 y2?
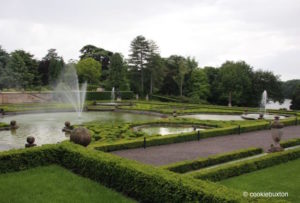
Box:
0 35 299 108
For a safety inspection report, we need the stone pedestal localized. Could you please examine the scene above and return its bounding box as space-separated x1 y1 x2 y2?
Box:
268 116 284 153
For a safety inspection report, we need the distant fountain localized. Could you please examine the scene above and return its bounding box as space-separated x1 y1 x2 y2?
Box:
111 87 115 103
55 65 87 118
260 90 268 115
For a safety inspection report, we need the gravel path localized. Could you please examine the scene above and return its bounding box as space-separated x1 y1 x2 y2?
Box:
112 125 300 166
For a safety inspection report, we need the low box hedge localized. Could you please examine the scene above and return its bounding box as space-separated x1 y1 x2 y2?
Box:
161 148 263 173
280 138 300 148
188 147 300 182
0 143 284 202
59 143 260 203
86 91 134 100
0 144 61 174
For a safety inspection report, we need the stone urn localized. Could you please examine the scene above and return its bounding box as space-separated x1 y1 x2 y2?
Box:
10 120 19 130
269 116 284 152
25 136 37 148
173 110 177 118
70 127 91 147
62 121 73 133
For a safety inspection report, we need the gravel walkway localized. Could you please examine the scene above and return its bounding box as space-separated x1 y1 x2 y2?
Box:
112 125 300 166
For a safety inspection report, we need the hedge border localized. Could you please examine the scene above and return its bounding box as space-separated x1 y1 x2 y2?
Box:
160 148 263 173
280 138 300 148
0 143 271 203
187 147 300 182
93 116 299 152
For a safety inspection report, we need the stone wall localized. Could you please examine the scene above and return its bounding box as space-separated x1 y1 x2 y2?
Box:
0 92 53 104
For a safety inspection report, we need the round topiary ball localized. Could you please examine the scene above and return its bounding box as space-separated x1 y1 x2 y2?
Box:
70 127 91 147
27 136 35 144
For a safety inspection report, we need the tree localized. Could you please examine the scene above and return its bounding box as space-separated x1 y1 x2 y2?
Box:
5 51 35 88
79 45 113 81
0 46 10 89
106 53 129 90
147 54 165 94
168 56 188 97
251 70 284 105
218 61 253 106
128 35 151 95
76 57 101 84
188 68 210 102
203 66 220 104
291 85 300 110
282 79 300 99
38 49 64 85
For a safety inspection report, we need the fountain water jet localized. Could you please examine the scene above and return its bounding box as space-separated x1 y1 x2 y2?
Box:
260 90 268 116
55 65 87 118
111 87 115 103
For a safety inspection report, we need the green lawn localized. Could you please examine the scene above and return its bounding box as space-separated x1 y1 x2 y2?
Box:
0 165 135 203
220 158 300 203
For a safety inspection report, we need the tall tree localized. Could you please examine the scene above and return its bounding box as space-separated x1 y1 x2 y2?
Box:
168 56 188 97
4 51 35 88
106 53 129 90
291 85 300 110
282 79 300 99
79 45 113 81
128 35 151 96
38 49 64 85
218 61 253 106
147 54 165 94
76 57 101 84
188 68 210 103
251 70 284 105
0 46 10 89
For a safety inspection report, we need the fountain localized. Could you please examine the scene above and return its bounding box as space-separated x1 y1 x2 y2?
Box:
260 90 268 116
55 65 87 118
111 87 115 102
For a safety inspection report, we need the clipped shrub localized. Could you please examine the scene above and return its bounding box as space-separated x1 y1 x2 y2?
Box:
0 144 61 174
161 148 263 173
280 138 300 148
86 91 134 100
59 143 252 203
189 147 300 182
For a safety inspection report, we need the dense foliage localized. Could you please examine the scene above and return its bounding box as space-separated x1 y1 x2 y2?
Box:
0 34 295 107
291 85 300 110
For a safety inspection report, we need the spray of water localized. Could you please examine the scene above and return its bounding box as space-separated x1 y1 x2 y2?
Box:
54 65 87 118
260 90 268 115
111 87 115 103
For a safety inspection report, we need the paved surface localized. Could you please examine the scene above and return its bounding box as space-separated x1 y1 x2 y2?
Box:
112 125 300 166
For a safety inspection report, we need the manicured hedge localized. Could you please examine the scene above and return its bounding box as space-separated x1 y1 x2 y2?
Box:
0 144 61 173
86 91 134 100
188 147 300 182
59 143 257 203
280 138 300 148
94 126 239 152
161 148 263 173
0 143 283 202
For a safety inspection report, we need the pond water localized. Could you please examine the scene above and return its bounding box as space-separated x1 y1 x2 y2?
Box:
138 125 206 136
241 114 287 120
0 112 159 151
180 114 244 121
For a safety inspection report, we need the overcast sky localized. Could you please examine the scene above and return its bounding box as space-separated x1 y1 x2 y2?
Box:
0 0 299 81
